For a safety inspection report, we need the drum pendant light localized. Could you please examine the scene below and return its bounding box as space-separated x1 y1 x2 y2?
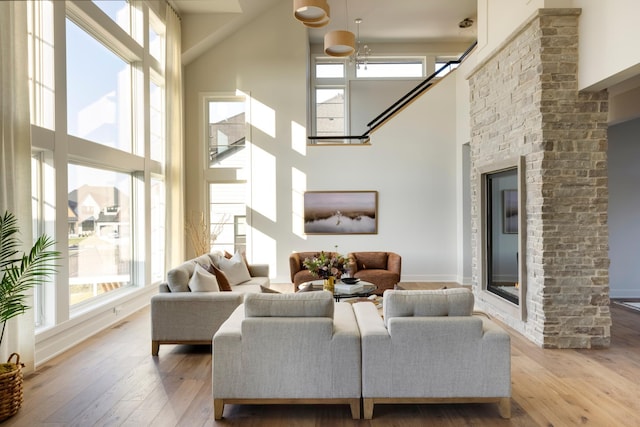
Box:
324 30 355 57
293 0 330 27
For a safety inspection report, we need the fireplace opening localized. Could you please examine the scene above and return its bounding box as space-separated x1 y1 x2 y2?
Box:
484 166 520 306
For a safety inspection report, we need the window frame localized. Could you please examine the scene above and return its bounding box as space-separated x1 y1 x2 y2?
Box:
28 0 167 330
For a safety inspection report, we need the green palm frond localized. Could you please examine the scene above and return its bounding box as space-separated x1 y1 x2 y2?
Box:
0 211 20 271
0 211 60 347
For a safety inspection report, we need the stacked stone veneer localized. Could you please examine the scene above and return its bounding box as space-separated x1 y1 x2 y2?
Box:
469 9 611 348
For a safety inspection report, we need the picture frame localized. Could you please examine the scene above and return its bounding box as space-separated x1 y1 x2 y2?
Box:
502 189 518 234
304 191 378 234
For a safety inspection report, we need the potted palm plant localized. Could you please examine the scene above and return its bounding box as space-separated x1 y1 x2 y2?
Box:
0 210 59 421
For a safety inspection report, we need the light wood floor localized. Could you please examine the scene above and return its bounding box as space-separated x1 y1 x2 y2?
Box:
5 295 640 426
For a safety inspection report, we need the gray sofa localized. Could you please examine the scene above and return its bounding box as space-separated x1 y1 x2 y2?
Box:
150 252 270 356
212 291 362 419
353 288 511 419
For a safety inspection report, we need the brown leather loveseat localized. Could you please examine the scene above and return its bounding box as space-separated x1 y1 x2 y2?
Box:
347 251 401 295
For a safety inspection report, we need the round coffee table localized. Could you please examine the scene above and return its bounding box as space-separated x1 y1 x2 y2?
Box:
298 280 377 301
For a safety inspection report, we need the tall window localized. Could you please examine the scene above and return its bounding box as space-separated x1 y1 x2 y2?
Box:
66 18 132 152
27 0 55 129
313 59 346 137
205 96 248 255
207 98 246 168
209 183 247 255
28 0 167 325
315 88 345 137
68 165 132 306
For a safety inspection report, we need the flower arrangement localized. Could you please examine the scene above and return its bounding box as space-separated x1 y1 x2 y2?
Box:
303 248 351 279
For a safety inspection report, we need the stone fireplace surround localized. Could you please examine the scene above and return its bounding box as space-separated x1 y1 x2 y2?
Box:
468 9 611 349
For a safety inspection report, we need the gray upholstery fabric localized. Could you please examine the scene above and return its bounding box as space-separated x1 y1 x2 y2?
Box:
151 254 270 354
354 299 511 399
213 300 361 400
151 292 243 341
244 291 334 318
383 288 473 327
166 254 212 292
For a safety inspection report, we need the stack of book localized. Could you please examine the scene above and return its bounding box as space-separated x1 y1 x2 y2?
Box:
335 282 364 293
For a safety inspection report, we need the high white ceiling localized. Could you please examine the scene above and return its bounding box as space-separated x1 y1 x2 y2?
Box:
171 0 477 45
308 0 477 44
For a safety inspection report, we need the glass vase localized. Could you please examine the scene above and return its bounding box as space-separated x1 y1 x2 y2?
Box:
323 276 335 292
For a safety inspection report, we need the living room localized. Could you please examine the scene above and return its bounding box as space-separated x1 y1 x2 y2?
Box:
1 0 640 424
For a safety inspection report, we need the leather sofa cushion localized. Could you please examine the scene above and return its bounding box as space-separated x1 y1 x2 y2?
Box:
353 252 388 270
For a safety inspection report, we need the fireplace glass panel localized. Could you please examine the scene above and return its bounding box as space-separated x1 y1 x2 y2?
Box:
485 168 519 305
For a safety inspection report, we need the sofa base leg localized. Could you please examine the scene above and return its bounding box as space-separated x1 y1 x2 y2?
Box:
363 398 374 419
151 341 159 356
349 398 361 419
498 397 511 419
214 399 224 420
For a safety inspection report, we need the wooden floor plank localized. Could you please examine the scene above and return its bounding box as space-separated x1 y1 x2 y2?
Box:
3 297 640 426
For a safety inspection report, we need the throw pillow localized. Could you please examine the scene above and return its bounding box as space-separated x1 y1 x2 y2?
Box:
354 252 388 270
225 250 251 272
204 263 232 292
166 265 190 292
217 251 252 286
260 285 280 293
188 263 220 292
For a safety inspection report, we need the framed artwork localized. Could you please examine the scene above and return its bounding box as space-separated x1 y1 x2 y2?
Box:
304 191 378 234
502 189 518 234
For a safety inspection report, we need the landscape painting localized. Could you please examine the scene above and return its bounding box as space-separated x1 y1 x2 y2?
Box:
304 191 378 234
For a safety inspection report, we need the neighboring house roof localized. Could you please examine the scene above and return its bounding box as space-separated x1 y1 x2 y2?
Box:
68 185 130 222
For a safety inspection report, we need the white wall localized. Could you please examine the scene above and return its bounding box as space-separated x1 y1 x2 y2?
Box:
184 1 461 284
184 0 308 280
575 0 640 91
608 118 640 298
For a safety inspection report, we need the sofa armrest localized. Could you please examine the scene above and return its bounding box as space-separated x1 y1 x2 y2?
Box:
158 282 170 293
248 263 269 278
353 302 391 397
289 253 304 282
353 302 387 336
387 252 402 276
151 292 244 342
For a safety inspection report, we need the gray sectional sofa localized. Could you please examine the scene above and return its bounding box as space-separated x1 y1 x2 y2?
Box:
212 288 511 419
150 252 270 356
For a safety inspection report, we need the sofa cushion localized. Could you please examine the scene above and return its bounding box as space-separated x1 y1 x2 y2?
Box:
189 263 220 292
204 263 232 291
260 284 280 293
383 288 474 327
218 251 252 286
354 252 388 270
244 291 334 318
166 254 217 292
167 254 210 292
166 265 190 292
